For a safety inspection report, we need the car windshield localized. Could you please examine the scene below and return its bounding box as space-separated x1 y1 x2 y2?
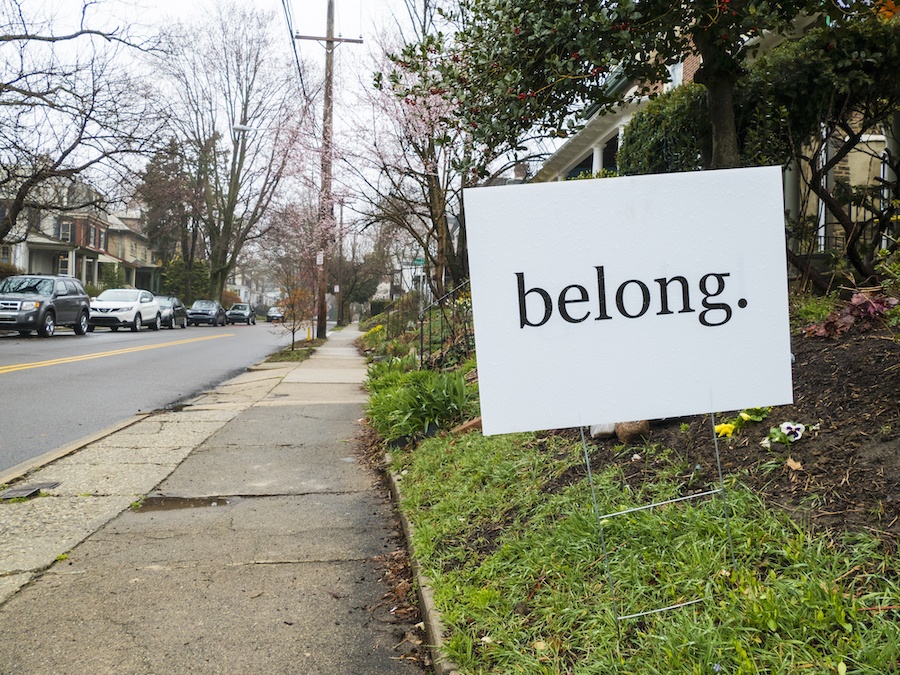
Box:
97 289 139 302
230 304 249 311
192 300 216 309
0 277 54 295
157 297 173 308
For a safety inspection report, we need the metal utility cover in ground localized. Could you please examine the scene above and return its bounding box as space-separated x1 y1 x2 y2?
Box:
464 166 794 436
0 483 60 500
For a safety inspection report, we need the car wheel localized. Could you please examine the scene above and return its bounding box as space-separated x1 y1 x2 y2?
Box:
74 310 89 335
181 316 188 328
37 312 55 338
169 315 176 329
132 313 142 332
150 313 161 330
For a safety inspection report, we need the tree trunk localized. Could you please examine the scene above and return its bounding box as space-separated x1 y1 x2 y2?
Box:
703 77 741 169
693 32 742 169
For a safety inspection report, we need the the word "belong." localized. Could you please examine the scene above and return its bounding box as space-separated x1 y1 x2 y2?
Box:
516 265 748 329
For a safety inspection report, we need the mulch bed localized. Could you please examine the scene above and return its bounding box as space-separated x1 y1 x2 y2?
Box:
595 325 900 546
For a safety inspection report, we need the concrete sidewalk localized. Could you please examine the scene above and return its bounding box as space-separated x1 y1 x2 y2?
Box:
0 325 426 673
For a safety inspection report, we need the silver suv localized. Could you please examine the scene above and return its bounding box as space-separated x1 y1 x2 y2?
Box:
0 274 91 337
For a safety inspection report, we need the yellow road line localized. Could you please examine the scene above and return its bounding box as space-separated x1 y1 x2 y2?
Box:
0 333 235 375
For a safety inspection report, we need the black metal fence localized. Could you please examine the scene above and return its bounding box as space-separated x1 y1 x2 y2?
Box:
380 296 411 341
417 281 473 370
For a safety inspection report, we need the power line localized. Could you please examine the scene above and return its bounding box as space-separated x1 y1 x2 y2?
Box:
280 0 309 98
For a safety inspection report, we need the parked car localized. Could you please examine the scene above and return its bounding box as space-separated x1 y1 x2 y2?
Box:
158 295 188 329
226 303 256 325
266 306 284 322
89 288 161 332
0 274 90 337
187 299 226 326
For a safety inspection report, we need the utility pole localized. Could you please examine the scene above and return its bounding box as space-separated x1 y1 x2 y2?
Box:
336 199 344 325
295 0 361 339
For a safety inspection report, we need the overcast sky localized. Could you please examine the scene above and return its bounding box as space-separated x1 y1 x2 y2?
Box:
111 0 397 56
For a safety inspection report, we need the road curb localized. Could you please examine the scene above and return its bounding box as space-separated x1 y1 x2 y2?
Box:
388 467 462 675
0 414 149 487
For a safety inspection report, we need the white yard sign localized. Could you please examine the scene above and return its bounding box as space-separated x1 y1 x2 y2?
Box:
464 166 794 436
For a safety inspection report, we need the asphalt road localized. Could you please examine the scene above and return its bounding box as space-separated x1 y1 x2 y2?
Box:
0 320 296 474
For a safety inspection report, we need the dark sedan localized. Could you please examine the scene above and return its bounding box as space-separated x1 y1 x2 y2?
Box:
187 299 226 326
158 295 188 329
226 303 256 325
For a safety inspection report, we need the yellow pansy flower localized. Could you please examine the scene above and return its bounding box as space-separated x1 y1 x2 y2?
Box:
714 423 735 437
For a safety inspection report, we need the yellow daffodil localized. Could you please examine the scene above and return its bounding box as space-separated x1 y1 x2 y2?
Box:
715 423 735 437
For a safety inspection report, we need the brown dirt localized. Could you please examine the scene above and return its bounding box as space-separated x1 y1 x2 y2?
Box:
358 424 433 673
595 325 900 546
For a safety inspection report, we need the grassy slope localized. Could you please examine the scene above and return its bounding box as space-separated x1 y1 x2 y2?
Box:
390 431 900 674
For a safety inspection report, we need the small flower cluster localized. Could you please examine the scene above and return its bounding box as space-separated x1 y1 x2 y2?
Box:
760 422 818 449
714 407 771 438
805 291 899 337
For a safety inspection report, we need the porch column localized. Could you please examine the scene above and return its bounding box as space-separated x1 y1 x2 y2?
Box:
592 146 603 176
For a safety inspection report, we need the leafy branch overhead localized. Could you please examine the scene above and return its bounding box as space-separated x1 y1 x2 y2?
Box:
389 0 883 169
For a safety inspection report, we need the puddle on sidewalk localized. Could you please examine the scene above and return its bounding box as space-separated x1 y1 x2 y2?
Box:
135 495 236 512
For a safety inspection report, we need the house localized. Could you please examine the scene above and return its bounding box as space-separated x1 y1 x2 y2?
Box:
227 267 272 307
0 181 113 285
530 59 700 184
106 214 160 292
0 179 160 291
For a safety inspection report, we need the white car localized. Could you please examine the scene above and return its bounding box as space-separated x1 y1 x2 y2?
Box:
89 288 162 332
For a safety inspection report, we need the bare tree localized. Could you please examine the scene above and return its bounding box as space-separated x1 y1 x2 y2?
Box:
158 0 314 302
264 200 322 342
0 0 162 243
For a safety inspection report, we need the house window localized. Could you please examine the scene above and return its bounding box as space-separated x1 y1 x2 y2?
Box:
58 255 70 276
88 225 96 247
0 245 11 265
57 221 72 242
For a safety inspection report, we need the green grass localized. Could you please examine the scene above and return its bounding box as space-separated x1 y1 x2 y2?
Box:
390 432 900 674
265 338 324 362
366 366 478 441
789 292 840 331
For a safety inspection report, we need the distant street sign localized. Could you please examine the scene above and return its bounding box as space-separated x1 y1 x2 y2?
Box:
412 258 425 266
316 250 324 266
